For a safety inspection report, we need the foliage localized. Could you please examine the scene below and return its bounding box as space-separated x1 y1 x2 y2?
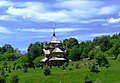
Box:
82 41 94 58
33 56 42 67
0 76 6 83
84 75 93 83
23 67 28 73
62 65 66 70
44 66 51 76
99 36 111 52
1 68 5 76
89 63 99 72
17 55 29 68
1 44 14 53
68 46 81 61
88 50 95 60
117 54 120 63
69 67 72 71
10 75 20 83
109 42 120 59
27 42 43 67
63 62 68 67
75 63 80 69
95 51 109 67
27 42 43 61
0 53 16 61
63 38 79 49
8 67 11 73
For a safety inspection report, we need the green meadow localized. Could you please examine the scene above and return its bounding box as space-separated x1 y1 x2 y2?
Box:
1 59 120 83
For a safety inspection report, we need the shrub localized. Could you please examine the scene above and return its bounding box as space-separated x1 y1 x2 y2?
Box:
62 66 66 70
62 62 68 67
84 75 93 83
23 67 28 73
69 67 72 71
10 75 20 83
95 52 109 67
76 63 80 69
0 76 6 83
89 63 99 72
44 66 51 76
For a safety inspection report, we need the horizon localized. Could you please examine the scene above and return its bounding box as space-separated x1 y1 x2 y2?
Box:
0 0 120 51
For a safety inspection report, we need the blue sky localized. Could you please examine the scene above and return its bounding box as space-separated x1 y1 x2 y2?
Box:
0 0 120 51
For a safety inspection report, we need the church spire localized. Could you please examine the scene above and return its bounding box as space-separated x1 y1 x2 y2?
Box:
53 28 56 37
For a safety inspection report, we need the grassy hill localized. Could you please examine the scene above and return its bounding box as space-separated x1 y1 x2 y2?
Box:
0 59 120 83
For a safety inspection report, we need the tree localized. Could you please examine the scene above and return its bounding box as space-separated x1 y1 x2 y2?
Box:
68 46 81 61
95 51 109 67
81 41 93 58
100 36 111 52
33 56 43 67
27 42 43 61
0 47 2 53
1 53 16 61
17 55 29 68
63 38 79 49
62 39 69 48
1 44 14 53
109 42 120 59
88 50 95 59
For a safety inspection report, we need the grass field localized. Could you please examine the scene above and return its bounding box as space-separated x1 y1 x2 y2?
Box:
1 59 120 83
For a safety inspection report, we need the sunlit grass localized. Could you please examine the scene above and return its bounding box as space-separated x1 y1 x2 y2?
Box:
0 59 120 83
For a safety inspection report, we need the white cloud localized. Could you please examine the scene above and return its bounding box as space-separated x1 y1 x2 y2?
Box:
0 26 12 34
16 28 89 33
55 0 118 18
98 6 118 15
55 0 103 10
107 18 120 24
0 0 13 7
6 5 76 23
0 15 17 21
4 0 119 23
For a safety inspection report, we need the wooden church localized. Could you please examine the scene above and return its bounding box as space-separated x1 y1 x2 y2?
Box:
40 29 68 66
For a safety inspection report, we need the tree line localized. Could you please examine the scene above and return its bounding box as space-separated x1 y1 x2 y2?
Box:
0 33 120 67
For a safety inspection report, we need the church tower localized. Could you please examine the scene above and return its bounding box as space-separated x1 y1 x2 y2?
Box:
40 28 68 66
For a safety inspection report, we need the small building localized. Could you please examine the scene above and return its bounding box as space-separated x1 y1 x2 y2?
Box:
40 30 68 66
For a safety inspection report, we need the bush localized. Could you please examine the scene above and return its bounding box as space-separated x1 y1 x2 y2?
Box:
0 76 6 83
44 66 51 76
62 66 66 70
10 75 20 83
76 63 80 69
89 63 99 72
63 62 68 67
23 67 28 73
69 67 72 71
84 75 93 83
95 52 109 67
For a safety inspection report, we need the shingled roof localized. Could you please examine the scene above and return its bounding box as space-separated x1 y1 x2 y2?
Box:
52 47 64 53
43 49 50 54
50 36 61 43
